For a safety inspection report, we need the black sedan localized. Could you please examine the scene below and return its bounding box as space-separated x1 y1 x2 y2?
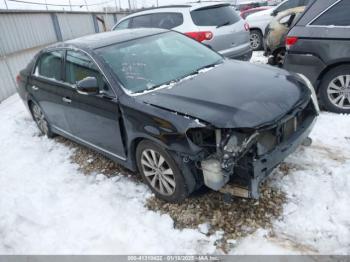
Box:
17 28 319 202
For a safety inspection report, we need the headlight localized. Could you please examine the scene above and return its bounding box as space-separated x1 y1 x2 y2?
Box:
298 73 320 114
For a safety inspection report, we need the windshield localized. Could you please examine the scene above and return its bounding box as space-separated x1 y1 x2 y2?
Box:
96 32 223 94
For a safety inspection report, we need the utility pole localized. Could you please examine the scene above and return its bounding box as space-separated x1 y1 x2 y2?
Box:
128 0 131 11
118 0 121 10
114 0 117 11
68 0 72 11
44 0 48 10
3 0 8 9
156 0 158 7
84 0 89 11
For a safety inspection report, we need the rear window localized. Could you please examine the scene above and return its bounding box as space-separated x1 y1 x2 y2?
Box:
311 0 350 26
152 13 183 29
131 15 152 28
130 13 183 29
35 51 63 81
191 5 240 26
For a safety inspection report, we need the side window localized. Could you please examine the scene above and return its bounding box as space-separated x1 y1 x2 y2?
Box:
114 19 130 30
131 15 152 28
35 51 63 81
311 0 350 26
65 51 113 96
151 13 184 29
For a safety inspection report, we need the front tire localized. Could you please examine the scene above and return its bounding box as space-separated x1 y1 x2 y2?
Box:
136 140 190 203
250 29 263 51
30 102 54 138
319 65 350 114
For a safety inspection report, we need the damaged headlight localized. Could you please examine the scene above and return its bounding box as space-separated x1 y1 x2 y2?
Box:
222 130 259 160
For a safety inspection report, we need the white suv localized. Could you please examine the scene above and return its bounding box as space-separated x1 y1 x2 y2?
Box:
113 3 252 61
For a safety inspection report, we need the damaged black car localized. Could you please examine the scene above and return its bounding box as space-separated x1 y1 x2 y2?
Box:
17 28 319 202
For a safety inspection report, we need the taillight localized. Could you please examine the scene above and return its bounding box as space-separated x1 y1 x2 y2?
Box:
185 31 213 42
244 22 250 31
16 74 22 86
286 36 298 50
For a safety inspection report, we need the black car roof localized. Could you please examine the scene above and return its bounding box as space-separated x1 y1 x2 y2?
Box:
61 28 168 50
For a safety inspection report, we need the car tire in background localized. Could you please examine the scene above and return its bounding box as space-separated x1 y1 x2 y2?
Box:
249 29 263 51
29 101 55 138
319 65 350 114
136 140 190 203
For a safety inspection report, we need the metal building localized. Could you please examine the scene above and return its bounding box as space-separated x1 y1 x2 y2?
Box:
0 10 128 102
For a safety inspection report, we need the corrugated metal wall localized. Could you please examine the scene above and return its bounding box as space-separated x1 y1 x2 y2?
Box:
0 10 127 102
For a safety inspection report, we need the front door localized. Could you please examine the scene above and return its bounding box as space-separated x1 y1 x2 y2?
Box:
62 50 126 160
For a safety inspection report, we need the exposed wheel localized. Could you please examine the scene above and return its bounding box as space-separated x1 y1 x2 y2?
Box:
319 65 350 114
274 48 286 67
136 140 190 202
30 102 54 138
250 30 263 51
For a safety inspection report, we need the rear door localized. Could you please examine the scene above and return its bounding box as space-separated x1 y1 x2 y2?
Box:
190 5 248 51
30 50 72 132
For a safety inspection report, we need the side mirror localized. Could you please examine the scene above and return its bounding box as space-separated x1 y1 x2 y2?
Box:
271 9 278 16
76 77 99 95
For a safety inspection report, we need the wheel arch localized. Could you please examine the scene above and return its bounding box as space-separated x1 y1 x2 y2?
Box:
317 62 350 92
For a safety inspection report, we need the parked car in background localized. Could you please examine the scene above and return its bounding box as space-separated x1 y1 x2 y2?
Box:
240 6 272 19
112 3 252 61
284 0 350 114
264 6 305 66
246 0 310 50
17 28 319 202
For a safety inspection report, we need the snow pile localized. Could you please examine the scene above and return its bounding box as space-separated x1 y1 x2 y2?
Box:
271 113 350 254
0 96 218 254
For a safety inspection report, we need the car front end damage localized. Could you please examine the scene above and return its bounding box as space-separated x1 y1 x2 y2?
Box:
187 75 319 199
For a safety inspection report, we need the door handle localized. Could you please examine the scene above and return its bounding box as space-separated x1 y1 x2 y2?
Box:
62 97 72 104
32 86 39 91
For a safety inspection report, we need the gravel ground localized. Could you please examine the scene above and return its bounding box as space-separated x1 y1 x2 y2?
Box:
56 132 287 253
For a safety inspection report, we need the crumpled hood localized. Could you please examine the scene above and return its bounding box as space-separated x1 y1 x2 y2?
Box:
137 60 310 128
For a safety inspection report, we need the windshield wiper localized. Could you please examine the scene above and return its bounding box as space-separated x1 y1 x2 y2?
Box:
185 60 223 77
135 60 223 94
216 21 231 28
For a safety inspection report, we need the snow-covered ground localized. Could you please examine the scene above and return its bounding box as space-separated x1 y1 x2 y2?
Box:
0 52 349 254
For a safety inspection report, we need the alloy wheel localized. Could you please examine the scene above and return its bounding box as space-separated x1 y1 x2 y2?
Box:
250 33 261 50
327 75 350 109
32 104 49 136
141 149 176 196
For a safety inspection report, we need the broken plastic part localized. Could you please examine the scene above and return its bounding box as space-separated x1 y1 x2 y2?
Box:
201 158 229 191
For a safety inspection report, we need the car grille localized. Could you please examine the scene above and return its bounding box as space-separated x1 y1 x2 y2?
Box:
257 100 314 156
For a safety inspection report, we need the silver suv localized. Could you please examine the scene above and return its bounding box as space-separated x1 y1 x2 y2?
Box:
112 3 252 60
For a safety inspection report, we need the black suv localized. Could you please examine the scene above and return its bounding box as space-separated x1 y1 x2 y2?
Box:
283 0 350 113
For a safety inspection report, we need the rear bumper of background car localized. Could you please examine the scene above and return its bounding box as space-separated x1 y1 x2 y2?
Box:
283 52 326 88
219 42 252 61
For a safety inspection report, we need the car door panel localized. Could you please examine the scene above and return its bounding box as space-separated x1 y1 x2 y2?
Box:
29 50 72 132
63 50 126 159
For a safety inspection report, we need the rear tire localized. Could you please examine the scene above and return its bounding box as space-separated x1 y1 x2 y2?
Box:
250 29 263 51
273 48 286 67
136 140 190 203
29 101 54 138
319 65 350 114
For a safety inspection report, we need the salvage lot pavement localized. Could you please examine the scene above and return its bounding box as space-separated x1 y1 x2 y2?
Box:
0 52 349 254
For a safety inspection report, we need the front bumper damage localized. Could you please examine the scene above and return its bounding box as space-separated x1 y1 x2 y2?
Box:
199 78 319 199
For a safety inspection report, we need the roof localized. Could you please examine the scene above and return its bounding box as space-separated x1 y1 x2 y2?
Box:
63 28 168 50
117 2 231 21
